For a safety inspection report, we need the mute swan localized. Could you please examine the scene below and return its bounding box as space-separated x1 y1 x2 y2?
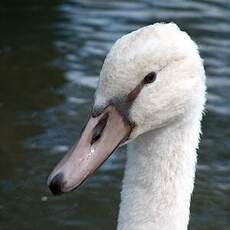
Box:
48 22 206 230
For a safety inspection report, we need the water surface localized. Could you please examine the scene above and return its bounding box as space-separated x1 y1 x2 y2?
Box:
0 0 229 229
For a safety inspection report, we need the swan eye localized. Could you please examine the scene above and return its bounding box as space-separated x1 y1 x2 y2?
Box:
144 72 156 84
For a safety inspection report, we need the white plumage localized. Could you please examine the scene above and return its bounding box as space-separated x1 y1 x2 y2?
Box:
94 22 206 230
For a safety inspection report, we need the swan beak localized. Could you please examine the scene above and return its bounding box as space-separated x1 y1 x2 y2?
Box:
47 105 132 195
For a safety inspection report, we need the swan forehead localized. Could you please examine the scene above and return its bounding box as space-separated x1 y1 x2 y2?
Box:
94 22 200 107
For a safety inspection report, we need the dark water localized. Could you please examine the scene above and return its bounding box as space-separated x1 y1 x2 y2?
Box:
0 0 229 229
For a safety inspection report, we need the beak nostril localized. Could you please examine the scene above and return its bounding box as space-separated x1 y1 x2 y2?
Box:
91 112 109 145
91 132 101 144
48 173 64 195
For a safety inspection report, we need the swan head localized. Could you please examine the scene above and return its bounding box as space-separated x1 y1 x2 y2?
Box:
94 22 205 139
48 23 206 194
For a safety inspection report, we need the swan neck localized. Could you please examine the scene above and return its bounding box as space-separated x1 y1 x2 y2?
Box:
118 119 201 230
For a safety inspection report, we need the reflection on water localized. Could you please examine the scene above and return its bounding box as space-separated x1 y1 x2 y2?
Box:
0 0 229 229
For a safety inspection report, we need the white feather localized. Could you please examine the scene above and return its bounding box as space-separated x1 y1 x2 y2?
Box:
94 22 206 230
